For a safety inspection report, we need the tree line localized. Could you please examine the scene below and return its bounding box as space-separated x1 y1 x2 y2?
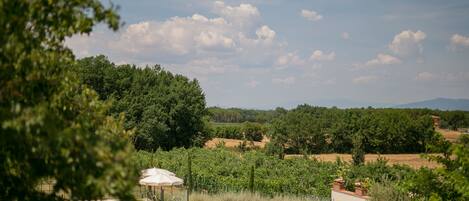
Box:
267 105 440 156
210 122 265 142
208 107 286 123
209 106 469 131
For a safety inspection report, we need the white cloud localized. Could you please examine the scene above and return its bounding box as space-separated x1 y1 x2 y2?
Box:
389 30 426 57
213 1 260 28
451 34 469 48
275 52 304 68
65 31 116 58
66 1 289 76
110 15 238 55
365 53 401 66
300 9 323 21
165 57 241 82
195 30 235 50
256 25 276 43
237 25 278 49
65 34 94 57
310 50 336 61
77 11 279 63
272 76 296 85
65 3 295 90
415 72 437 81
353 75 378 84
341 32 350 40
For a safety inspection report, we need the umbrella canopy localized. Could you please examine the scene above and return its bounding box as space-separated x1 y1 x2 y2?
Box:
139 174 184 186
141 167 176 177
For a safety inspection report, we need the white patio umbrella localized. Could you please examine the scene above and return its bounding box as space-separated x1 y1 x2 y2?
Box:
139 173 184 201
141 167 176 177
139 174 184 186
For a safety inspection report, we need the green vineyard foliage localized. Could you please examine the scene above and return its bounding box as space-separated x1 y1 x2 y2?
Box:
133 148 414 198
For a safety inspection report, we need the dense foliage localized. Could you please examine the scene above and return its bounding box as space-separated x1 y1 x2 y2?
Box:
133 148 414 198
268 105 440 154
402 135 469 200
208 107 285 123
210 122 266 141
74 56 209 151
438 110 469 130
0 0 136 200
209 106 469 131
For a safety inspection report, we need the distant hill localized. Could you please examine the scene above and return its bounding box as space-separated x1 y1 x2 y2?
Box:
394 98 469 111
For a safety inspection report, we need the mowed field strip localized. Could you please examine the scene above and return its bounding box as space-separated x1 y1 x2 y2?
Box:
437 128 463 142
205 138 268 148
286 154 439 169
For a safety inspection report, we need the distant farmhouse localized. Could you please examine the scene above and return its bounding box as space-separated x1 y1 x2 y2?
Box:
431 115 441 129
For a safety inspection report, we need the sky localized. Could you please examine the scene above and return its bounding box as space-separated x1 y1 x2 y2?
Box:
66 0 469 109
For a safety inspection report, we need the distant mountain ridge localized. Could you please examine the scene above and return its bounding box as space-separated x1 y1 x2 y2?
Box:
394 98 469 111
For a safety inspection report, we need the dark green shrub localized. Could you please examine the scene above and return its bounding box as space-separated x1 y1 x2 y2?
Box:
265 142 284 159
212 125 244 139
369 179 411 201
242 122 265 141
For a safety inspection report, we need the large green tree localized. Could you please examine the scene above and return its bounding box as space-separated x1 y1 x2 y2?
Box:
269 105 328 154
74 56 209 151
1 0 136 200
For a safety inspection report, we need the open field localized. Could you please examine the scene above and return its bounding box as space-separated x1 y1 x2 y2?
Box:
205 138 267 148
437 128 463 142
286 154 439 169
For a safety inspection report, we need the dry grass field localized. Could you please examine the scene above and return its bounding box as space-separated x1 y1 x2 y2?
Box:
437 128 463 142
205 138 268 149
286 154 440 169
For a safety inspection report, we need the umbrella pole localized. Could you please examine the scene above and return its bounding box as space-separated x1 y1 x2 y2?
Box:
160 186 164 201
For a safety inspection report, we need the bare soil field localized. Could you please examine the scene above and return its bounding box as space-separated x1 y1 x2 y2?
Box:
286 154 440 169
205 138 267 149
437 128 463 142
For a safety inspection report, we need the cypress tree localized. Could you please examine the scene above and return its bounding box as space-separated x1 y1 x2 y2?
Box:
249 165 255 193
187 151 193 193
